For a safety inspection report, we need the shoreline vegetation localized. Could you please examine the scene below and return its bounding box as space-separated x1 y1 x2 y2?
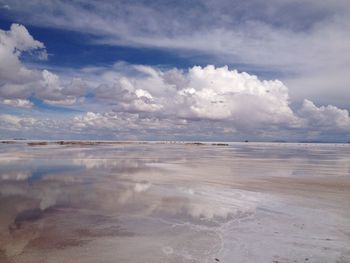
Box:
0 140 230 146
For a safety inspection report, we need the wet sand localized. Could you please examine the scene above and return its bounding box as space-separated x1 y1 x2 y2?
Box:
0 142 349 262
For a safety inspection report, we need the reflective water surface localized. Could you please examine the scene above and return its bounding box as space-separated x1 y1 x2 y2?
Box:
0 142 349 262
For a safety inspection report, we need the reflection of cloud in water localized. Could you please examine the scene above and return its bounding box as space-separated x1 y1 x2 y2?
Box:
144 186 259 222
186 189 258 220
134 182 151 192
0 143 349 262
0 171 31 181
72 158 148 173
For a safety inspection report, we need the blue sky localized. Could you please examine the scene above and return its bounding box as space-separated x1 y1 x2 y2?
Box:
0 0 349 141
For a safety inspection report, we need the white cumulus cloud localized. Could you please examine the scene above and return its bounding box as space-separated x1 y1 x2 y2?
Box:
0 23 349 141
91 64 302 129
0 24 85 106
298 99 350 131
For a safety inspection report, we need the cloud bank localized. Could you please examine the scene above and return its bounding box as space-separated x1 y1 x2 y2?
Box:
2 0 350 107
0 24 349 141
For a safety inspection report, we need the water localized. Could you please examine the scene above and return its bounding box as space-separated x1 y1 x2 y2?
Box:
0 142 349 262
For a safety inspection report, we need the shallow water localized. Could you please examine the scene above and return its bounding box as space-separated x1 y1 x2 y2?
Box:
0 142 349 262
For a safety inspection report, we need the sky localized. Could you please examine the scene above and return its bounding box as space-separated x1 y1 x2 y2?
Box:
0 0 349 142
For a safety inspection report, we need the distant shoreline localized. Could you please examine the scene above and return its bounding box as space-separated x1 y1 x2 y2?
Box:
1 140 349 146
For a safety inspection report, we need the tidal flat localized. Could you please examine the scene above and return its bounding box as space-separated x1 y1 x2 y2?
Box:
0 142 349 263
